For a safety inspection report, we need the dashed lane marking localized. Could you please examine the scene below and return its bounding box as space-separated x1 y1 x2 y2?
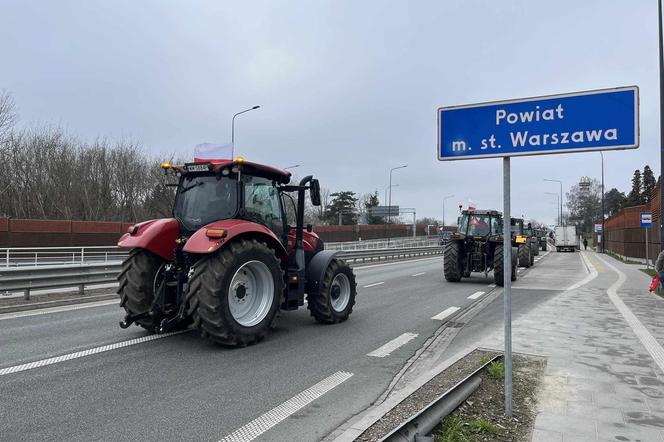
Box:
411 272 426 277
363 282 385 288
0 299 119 321
431 306 460 321
367 333 419 358
219 371 353 442
0 330 189 376
488 284 496 288
596 254 664 375
467 291 485 300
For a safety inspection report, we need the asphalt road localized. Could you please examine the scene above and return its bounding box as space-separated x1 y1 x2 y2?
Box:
0 253 564 442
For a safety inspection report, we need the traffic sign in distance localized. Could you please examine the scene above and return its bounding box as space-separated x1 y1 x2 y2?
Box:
438 86 638 161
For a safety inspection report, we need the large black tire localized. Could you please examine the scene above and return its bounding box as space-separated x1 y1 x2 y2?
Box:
541 241 547 252
443 241 463 282
186 239 283 346
494 245 505 286
518 244 530 268
511 247 518 281
117 248 164 331
307 259 357 323
532 241 539 256
529 244 535 266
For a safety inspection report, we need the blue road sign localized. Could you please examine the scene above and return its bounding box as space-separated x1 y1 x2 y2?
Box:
438 86 639 161
641 212 652 228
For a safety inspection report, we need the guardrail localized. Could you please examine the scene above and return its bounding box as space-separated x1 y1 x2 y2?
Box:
0 246 443 300
1 237 441 267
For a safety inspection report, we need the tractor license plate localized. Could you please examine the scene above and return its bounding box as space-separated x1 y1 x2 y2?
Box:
186 163 211 172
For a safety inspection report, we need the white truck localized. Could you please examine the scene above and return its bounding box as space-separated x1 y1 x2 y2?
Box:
554 225 578 252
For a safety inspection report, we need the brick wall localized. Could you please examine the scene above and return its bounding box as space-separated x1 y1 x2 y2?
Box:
604 183 661 262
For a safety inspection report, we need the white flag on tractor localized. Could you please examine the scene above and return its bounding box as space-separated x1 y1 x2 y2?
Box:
194 142 233 162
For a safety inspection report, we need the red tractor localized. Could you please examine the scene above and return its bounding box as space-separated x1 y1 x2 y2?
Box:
117 158 357 346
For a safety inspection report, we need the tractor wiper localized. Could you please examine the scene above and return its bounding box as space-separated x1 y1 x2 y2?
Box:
180 181 204 194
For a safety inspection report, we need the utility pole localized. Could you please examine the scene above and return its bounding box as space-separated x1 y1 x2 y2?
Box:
659 0 664 251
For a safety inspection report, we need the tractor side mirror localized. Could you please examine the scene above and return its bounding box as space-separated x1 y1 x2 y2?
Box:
306 224 313 232
310 179 321 206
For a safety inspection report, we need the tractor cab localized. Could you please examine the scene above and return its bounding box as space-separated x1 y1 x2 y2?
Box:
455 210 502 240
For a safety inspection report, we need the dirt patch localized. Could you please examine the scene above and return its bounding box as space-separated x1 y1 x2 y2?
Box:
432 354 545 442
356 349 500 442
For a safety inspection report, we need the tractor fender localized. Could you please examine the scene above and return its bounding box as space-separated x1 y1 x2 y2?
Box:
117 218 180 261
183 219 288 261
305 250 339 295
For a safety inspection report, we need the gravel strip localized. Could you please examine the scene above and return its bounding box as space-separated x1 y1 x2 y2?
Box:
356 348 500 442
431 354 545 441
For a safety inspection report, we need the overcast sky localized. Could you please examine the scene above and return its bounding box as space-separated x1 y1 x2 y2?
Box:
0 0 659 225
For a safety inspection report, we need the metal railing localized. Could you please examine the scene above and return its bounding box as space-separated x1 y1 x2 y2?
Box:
1 237 441 267
1 246 126 267
0 246 443 300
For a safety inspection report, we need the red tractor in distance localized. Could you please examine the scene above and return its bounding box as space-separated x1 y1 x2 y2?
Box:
117 158 357 346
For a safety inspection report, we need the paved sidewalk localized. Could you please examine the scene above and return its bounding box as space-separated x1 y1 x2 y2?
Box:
479 251 664 441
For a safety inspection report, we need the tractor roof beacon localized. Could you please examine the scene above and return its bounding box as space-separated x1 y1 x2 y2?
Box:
117 158 357 346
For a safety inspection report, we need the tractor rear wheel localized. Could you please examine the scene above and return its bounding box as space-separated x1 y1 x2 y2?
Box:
529 244 535 266
307 259 357 323
187 239 283 346
117 248 164 331
494 245 505 286
518 244 530 268
532 242 539 256
443 241 463 282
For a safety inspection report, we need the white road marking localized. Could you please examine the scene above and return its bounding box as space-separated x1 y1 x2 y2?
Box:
0 330 189 376
353 256 441 271
411 272 426 277
566 252 598 291
219 371 353 442
363 282 385 288
467 291 485 300
0 299 119 321
596 254 664 375
367 333 418 358
431 306 460 321
488 284 496 288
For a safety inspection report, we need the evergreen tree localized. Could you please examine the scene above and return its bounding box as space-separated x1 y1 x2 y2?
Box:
643 165 656 203
364 191 383 224
323 191 358 225
626 169 643 206
604 188 627 216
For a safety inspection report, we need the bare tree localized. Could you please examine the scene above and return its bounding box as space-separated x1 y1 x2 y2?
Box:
0 90 17 143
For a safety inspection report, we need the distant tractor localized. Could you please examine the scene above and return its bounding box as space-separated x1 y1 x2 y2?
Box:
443 209 517 286
523 222 539 257
117 158 357 346
511 218 534 268
535 228 548 251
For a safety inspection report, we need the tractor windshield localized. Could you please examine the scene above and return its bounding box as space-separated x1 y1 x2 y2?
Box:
174 174 238 232
460 214 500 237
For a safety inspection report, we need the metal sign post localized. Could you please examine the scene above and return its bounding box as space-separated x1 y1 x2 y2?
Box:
502 157 512 417
438 86 639 418
641 212 653 268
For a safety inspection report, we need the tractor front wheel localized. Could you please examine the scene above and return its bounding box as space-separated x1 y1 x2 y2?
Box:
494 245 505 286
117 249 164 331
187 239 283 346
308 259 357 323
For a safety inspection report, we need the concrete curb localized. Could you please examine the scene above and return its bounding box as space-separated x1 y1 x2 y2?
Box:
331 344 481 442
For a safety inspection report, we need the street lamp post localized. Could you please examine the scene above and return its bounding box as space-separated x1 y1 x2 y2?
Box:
442 194 455 230
544 179 563 225
545 192 560 225
284 164 301 170
231 105 261 158
387 165 408 245
382 184 399 202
